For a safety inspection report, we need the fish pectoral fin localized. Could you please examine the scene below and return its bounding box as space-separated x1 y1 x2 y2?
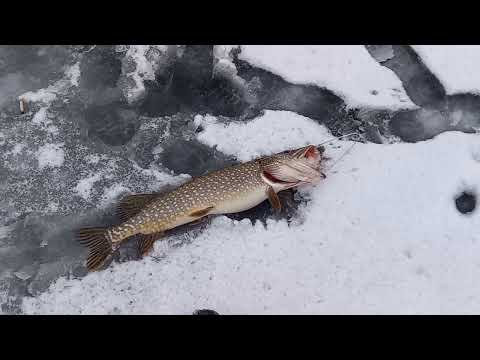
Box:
138 232 164 257
117 193 162 222
267 186 282 212
189 206 215 218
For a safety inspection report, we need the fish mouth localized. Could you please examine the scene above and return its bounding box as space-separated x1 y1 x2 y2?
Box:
261 145 325 189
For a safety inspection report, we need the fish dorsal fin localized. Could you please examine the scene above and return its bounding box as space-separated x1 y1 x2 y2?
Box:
266 186 282 212
117 193 162 222
138 232 164 257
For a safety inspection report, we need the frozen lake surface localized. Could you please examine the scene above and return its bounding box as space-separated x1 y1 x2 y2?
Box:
1 45 479 314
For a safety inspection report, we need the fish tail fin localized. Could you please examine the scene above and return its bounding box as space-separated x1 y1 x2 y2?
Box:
77 227 113 271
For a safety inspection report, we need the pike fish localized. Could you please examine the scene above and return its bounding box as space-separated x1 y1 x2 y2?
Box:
77 144 326 271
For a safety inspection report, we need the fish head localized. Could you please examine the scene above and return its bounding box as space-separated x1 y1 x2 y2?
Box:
260 144 325 191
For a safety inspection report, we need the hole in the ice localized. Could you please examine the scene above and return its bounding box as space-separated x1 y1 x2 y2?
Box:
455 191 476 215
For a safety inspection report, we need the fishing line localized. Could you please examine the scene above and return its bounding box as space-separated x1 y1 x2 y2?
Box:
317 132 359 147
325 141 357 173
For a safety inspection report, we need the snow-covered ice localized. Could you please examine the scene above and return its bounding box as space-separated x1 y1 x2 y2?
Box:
413 45 480 95
36 143 65 169
239 45 417 110
65 62 81 87
22 110 480 314
1 44 478 315
195 110 332 161
31 107 48 125
74 173 103 201
118 45 170 103
20 88 57 104
100 184 131 209
19 62 81 105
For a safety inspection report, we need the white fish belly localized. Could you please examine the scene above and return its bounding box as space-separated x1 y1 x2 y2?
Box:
157 187 268 232
163 214 201 230
212 187 268 215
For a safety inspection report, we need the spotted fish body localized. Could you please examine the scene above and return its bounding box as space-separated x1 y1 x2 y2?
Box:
78 144 325 271
128 161 266 230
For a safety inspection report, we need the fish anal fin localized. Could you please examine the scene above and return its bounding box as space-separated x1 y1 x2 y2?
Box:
267 186 282 212
189 206 215 218
138 232 164 257
117 193 162 222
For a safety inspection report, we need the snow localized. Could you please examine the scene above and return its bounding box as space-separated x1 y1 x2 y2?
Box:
36 143 65 169
214 45 239 61
74 174 102 201
238 45 416 110
10 143 26 155
85 154 102 164
31 107 48 125
20 88 57 104
65 62 81 87
213 45 239 78
100 184 131 208
412 45 480 95
0 290 6 314
119 45 169 103
21 110 480 314
31 107 58 135
195 111 332 162
18 62 81 104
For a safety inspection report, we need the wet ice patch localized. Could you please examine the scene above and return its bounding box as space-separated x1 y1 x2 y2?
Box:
195 110 332 161
0 225 13 239
36 143 65 169
412 46 480 95
239 45 416 110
